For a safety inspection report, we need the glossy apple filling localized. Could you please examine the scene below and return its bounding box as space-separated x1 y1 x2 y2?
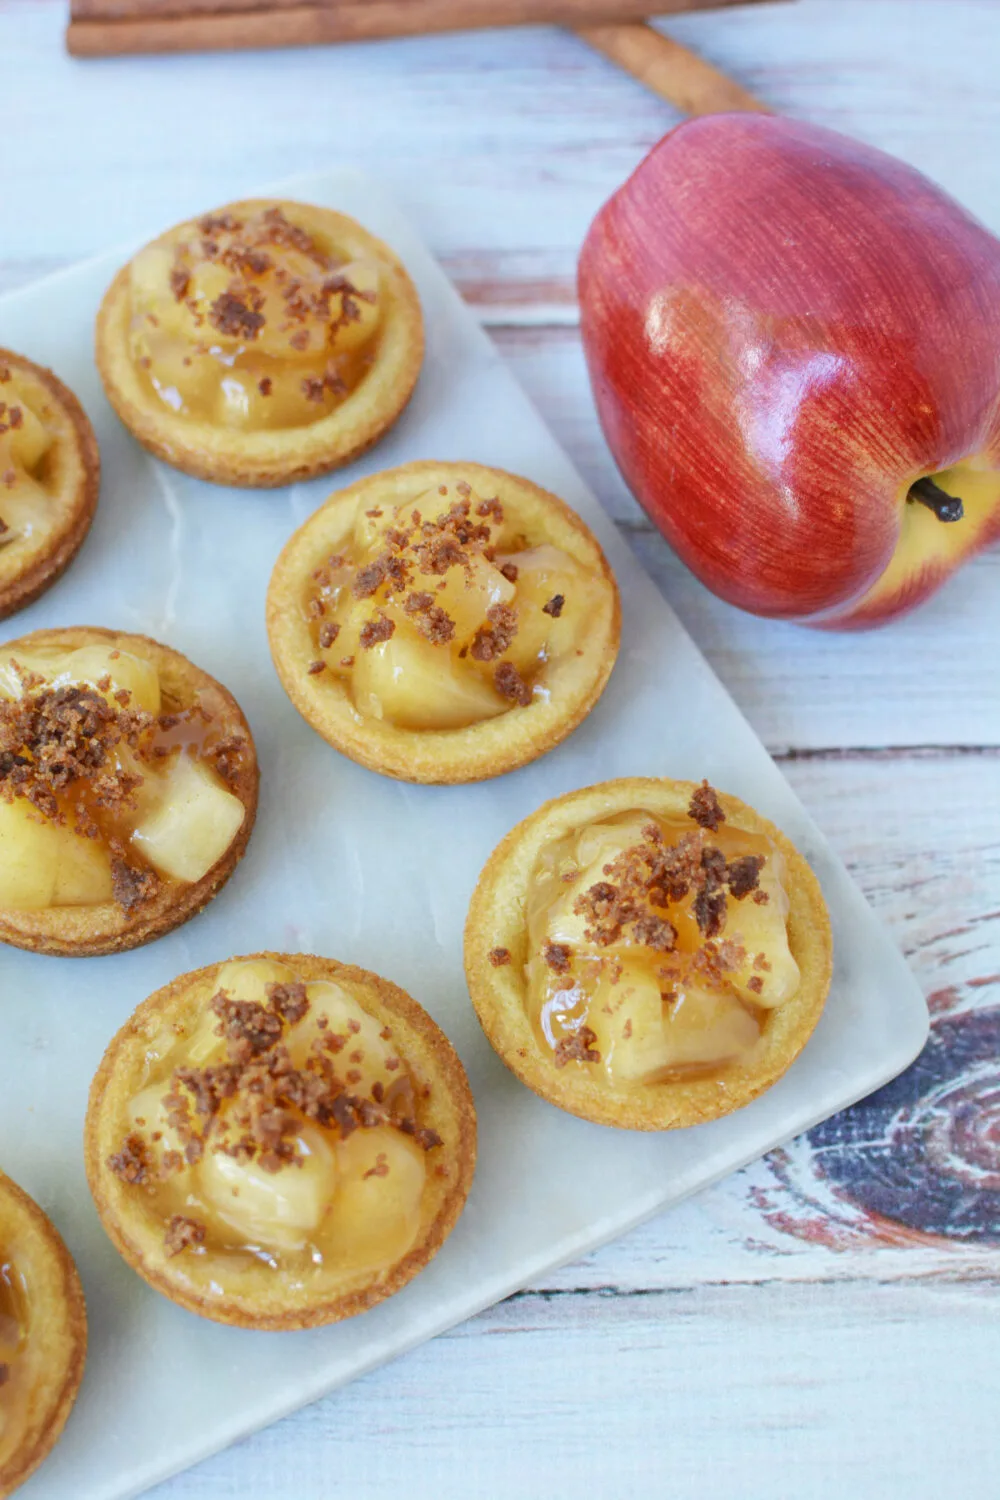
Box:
305 481 601 730
0 372 58 552
0 644 246 914
128 206 384 431
109 960 440 1280
0 1259 27 1447
523 797 800 1085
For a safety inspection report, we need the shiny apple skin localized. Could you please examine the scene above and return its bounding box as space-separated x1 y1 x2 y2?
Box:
578 113 1000 624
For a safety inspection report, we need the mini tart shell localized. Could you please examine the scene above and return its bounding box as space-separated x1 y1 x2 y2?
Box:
266 461 621 784
84 952 478 1331
94 198 424 489
0 1172 87 1497
0 350 99 622
464 778 834 1131
0 626 259 958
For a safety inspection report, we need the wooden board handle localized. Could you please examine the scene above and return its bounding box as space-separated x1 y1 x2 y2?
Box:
575 20 770 115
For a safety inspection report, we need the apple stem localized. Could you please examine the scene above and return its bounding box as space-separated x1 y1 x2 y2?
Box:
908 476 964 523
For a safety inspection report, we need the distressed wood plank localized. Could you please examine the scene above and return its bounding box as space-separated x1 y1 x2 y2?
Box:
146 1282 1000 1500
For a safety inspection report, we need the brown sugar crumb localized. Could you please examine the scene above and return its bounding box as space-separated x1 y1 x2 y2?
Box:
688 780 725 831
7 407 22 430
754 952 771 972
169 266 190 301
403 590 434 615
753 889 770 905
499 561 519 583
747 975 764 995
208 288 265 341
359 614 395 650
727 854 764 900
470 603 517 663
542 594 565 618
554 1027 601 1067
110 857 159 914
164 1214 205 1257
318 621 340 649
488 947 511 967
340 656 355 668
258 377 273 397
542 941 572 974
308 660 326 675
363 1152 390 1180
414 604 455 645
107 1133 151 1186
494 661 532 707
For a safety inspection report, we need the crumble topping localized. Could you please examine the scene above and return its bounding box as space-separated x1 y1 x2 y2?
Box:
110 981 442 1194
488 947 511 967
165 1214 206 1257
554 1027 600 1067
688 780 725 831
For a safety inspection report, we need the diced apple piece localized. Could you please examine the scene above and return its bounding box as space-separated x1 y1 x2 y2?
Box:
497 545 589 676
324 1126 425 1270
588 960 760 1081
58 646 161 715
3 392 51 474
720 849 800 1009
51 827 114 906
130 754 244 883
542 814 652 948
0 801 58 909
129 244 181 322
326 259 382 356
128 1083 186 1160
0 475 53 542
215 959 297 1007
199 1124 338 1251
352 624 507 729
293 981 397 1085
433 553 516 646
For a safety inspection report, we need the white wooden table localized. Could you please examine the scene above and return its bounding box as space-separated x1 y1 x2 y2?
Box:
3 2 999 1495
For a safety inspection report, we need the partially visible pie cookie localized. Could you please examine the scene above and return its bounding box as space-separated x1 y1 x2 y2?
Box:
0 627 258 956
0 1171 86 1496
266 461 621 783
465 777 833 1130
85 953 477 1330
95 199 424 487
0 349 99 622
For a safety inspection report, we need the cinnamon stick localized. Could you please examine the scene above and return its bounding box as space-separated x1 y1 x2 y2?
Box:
575 21 770 114
67 0 773 57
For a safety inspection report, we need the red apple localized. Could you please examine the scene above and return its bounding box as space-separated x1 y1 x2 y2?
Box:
578 114 1000 627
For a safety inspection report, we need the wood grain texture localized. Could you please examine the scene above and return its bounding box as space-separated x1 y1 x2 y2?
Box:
1 1 998 1495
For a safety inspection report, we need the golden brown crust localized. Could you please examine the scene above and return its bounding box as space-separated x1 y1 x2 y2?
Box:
266 461 621 784
84 952 477 1330
0 350 99 622
0 1172 87 1497
94 199 424 488
465 778 834 1130
0 626 259 957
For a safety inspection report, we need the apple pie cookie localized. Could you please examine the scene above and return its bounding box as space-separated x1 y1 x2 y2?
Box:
0 1172 86 1496
0 349 99 622
0 627 258 957
85 953 477 1330
465 778 833 1130
95 199 424 488
267 462 620 783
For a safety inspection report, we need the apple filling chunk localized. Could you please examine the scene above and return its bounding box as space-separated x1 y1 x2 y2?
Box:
525 784 800 1086
0 379 56 548
306 481 601 730
128 205 384 432
0 641 248 916
110 965 439 1276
